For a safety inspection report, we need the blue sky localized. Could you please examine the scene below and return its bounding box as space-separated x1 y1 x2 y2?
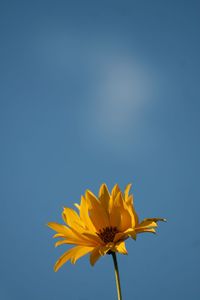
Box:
1 1 200 299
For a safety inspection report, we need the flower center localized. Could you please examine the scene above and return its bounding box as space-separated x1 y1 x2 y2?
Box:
97 226 118 243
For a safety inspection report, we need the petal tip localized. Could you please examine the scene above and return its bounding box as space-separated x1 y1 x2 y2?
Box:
54 265 58 272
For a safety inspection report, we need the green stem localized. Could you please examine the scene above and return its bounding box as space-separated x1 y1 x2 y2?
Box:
111 252 123 300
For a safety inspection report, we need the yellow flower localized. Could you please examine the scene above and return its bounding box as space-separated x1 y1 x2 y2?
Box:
47 184 165 271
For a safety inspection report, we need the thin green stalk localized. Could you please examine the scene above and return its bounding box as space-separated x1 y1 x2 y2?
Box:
111 252 123 300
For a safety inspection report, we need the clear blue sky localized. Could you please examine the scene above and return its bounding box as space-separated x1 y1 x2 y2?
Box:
1 1 200 299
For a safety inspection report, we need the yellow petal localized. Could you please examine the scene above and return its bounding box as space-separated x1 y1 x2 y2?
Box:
99 183 110 213
74 203 80 210
54 246 94 271
140 218 166 224
82 232 104 245
111 184 121 199
124 183 132 200
71 246 94 264
55 239 69 247
136 228 156 234
109 205 121 228
69 227 99 246
114 228 136 242
62 207 85 231
139 221 158 228
114 191 124 208
116 193 132 231
115 241 128 255
53 233 65 238
125 195 139 227
54 234 98 247
90 247 102 266
123 185 139 228
85 189 99 208
137 218 165 229
135 218 165 234
79 196 96 233
85 190 110 230
109 192 124 228
99 243 114 255
118 209 132 231
47 222 69 235
125 194 133 206
48 222 96 246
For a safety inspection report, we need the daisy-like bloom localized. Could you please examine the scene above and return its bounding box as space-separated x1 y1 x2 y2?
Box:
48 184 165 272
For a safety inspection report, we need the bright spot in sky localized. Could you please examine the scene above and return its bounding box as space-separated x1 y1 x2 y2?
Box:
38 33 159 155
85 52 157 153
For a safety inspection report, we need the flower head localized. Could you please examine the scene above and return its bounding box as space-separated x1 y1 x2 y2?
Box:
48 184 165 271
